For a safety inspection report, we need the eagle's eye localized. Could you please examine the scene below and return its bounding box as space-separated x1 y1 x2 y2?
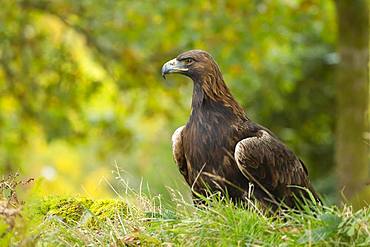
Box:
184 58 194 65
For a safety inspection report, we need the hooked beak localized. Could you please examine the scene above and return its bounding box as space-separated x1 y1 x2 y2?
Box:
161 58 188 79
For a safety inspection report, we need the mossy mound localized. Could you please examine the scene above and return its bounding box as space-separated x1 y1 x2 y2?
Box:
38 197 128 228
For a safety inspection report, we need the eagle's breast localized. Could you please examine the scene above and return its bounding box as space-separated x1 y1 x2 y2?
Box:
182 101 247 194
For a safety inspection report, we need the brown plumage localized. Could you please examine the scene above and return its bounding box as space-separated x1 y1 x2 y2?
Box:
162 50 321 210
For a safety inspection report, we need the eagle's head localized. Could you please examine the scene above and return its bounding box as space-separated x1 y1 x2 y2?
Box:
162 49 246 117
161 50 221 81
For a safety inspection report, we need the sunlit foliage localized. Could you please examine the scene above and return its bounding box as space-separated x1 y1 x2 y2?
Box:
0 1 336 201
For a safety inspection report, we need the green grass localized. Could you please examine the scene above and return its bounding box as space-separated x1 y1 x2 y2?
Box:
2 175 370 246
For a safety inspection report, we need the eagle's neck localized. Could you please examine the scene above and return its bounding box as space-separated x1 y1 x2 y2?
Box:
191 74 246 119
191 83 205 108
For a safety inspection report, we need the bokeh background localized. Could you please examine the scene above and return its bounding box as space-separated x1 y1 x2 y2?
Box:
0 0 368 205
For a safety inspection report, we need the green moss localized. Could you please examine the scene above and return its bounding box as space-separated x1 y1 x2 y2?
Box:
42 197 94 224
37 197 128 227
87 199 128 228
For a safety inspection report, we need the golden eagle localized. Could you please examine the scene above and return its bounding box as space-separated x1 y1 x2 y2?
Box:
162 50 320 209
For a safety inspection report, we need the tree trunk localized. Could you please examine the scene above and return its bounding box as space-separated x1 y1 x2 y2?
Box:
335 0 369 207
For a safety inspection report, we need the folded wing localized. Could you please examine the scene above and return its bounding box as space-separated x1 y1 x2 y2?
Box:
234 129 320 207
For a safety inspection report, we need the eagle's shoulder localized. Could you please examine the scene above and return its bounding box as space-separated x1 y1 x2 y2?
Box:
172 126 185 146
172 125 185 161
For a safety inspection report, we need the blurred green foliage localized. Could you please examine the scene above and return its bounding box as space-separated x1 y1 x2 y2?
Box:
0 1 337 201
